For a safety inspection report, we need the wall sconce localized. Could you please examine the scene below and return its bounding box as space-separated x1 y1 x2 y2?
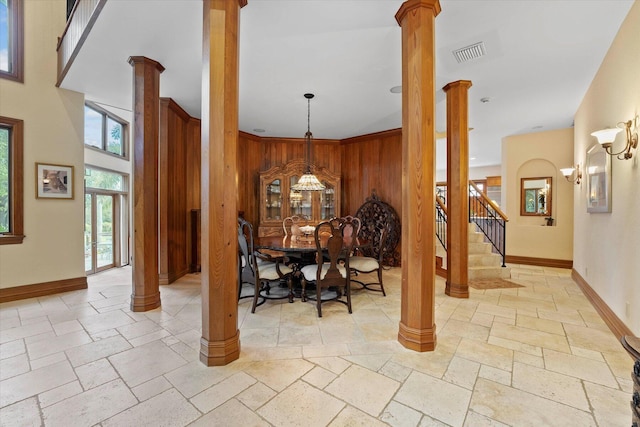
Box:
590 115 638 160
560 164 581 184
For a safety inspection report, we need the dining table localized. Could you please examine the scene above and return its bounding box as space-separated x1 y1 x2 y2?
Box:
255 234 366 299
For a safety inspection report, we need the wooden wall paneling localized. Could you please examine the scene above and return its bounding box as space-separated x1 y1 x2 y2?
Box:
186 118 201 273
159 98 191 285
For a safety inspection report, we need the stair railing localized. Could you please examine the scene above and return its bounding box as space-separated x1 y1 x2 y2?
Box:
435 194 447 251
468 181 509 267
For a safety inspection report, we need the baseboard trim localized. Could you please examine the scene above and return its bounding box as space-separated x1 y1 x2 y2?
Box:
436 256 447 278
0 276 88 303
571 269 632 341
505 255 572 269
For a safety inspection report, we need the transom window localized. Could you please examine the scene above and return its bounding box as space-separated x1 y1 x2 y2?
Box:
84 102 128 158
0 0 24 82
0 116 24 244
84 167 126 192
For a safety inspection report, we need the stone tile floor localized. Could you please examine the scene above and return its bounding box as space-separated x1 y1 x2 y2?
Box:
0 264 634 426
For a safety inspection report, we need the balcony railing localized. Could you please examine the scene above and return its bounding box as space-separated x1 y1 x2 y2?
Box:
56 0 107 87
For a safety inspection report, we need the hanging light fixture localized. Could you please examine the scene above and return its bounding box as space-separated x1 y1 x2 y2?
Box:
291 93 325 191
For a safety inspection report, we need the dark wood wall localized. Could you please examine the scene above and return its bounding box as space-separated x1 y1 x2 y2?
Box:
237 129 402 228
167 125 402 281
237 132 342 229
159 98 200 284
341 129 402 220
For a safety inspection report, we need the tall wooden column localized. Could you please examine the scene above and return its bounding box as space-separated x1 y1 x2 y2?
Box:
128 56 164 312
199 0 245 366
444 80 472 298
395 0 441 352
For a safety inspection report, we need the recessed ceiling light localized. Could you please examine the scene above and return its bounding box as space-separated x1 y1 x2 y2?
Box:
390 86 402 94
253 128 265 133
470 157 477 161
480 97 490 103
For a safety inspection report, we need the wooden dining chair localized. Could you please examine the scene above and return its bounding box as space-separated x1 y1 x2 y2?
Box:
238 218 293 312
349 223 388 296
299 217 357 317
282 215 307 237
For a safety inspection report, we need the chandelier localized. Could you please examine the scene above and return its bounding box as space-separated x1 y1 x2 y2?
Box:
291 93 325 191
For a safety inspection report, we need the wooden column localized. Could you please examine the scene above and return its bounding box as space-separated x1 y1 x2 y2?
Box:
128 56 164 312
395 0 441 352
199 0 246 366
444 80 472 298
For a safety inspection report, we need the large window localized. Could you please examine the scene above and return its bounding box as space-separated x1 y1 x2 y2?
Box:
84 102 128 158
0 0 24 82
0 116 24 245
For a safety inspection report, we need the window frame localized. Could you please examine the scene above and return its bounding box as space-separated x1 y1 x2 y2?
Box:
0 0 24 82
84 101 129 159
0 116 24 245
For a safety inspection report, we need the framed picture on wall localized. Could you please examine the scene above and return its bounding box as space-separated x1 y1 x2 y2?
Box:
35 163 74 199
585 144 611 213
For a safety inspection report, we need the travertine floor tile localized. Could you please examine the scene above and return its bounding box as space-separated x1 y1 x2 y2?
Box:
512 362 589 411
543 348 619 387
329 405 389 427
469 378 596 427
325 364 400 416
0 265 632 426
584 381 632 427
0 360 76 407
190 398 270 427
380 400 423 427
0 396 42 427
42 379 137 427
108 340 187 387
258 380 345 427
103 388 200 426
395 370 472 427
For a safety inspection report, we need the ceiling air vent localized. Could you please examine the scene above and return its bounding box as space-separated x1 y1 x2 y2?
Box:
452 42 486 63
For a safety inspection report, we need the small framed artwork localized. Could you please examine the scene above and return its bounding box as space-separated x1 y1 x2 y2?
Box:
585 144 611 213
36 163 74 199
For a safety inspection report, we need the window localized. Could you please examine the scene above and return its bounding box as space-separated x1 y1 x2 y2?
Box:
84 167 126 192
0 116 24 245
84 102 128 158
0 0 24 82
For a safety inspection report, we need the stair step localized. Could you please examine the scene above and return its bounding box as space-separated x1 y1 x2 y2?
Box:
468 241 492 254
469 265 511 280
468 253 502 267
468 231 485 243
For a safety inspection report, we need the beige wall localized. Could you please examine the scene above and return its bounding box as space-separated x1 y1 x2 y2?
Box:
0 0 85 288
502 128 574 261
573 1 640 334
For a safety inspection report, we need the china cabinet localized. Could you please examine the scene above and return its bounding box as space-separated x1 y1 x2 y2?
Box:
258 159 340 237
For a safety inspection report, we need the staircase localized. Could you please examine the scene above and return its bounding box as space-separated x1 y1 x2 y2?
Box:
435 183 510 281
436 224 511 280
467 223 510 280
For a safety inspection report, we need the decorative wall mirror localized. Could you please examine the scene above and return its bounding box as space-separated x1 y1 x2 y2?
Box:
520 177 552 216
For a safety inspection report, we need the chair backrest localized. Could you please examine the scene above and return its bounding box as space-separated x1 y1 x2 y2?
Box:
340 215 361 238
238 218 258 284
283 215 307 236
313 217 357 284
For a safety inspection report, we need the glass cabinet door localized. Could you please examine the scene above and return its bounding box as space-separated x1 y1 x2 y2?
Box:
320 182 335 220
290 176 312 218
266 179 282 220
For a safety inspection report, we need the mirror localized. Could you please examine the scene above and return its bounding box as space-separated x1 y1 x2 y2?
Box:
520 177 552 216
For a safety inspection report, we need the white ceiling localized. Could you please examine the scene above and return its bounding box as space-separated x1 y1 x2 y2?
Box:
61 0 634 170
